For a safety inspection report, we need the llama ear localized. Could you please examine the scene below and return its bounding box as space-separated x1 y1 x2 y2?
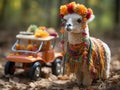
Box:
86 15 95 23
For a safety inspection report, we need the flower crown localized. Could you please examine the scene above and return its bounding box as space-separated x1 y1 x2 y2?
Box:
60 2 93 19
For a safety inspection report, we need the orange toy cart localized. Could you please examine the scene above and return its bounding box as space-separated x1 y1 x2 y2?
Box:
5 32 63 80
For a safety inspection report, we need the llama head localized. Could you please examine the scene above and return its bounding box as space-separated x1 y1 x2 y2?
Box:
60 2 95 33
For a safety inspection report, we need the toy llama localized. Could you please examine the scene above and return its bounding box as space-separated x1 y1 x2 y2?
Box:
60 2 111 86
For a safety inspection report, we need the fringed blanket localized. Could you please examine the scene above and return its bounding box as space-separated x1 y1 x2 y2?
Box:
66 37 106 80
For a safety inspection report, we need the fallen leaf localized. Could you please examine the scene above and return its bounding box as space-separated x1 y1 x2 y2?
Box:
58 75 69 80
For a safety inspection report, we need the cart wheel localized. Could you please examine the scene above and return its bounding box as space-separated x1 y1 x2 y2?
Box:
4 61 15 75
29 62 41 80
52 58 62 76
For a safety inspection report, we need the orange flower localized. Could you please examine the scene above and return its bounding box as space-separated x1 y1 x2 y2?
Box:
15 44 20 50
26 44 33 51
73 4 79 12
59 2 94 19
83 51 88 56
60 5 68 15
82 18 87 22
60 29 66 34
35 29 49 37
77 4 87 16
39 26 46 30
82 24 86 29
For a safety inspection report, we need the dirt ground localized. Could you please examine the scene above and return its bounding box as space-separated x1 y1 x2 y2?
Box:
0 33 120 90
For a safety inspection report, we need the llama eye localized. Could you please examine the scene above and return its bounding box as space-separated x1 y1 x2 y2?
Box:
77 18 82 23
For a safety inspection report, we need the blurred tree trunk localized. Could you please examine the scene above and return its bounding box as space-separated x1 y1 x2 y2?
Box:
46 0 52 27
113 0 120 38
20 0 30 26
22 0 30 14
115 0 119 24
0 0 8 28
56 0 63 29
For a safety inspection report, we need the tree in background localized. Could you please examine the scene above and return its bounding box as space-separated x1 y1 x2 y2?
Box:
0 0 119 38
112 0 120 38
0 0 8 28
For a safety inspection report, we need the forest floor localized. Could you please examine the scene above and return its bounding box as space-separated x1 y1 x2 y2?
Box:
0 31 120 90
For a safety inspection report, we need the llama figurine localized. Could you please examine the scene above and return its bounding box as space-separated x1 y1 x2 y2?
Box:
60 2 111 86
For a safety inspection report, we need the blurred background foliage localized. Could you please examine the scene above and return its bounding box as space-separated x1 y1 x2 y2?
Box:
0 0 119 38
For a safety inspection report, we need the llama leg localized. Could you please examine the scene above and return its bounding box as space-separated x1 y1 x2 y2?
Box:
82 71 93 86
82 61 93 86
102 42 111 79
65 63 71 76
76 71 83 86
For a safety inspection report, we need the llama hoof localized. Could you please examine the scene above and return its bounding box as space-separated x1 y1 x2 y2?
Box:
82 79 92 86
76 78 82 86
76 80 82 86
92 79 98 83
77 82 82 86
82 82 91 87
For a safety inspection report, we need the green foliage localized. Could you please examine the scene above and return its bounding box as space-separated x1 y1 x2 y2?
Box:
0 0 119 37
